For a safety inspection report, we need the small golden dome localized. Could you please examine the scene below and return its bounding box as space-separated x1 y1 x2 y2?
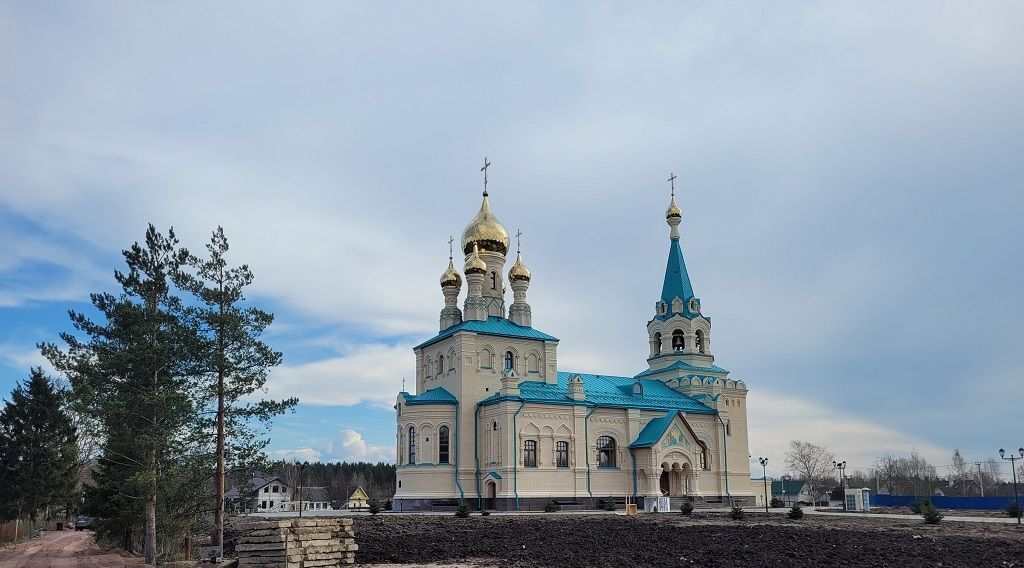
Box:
464 243 487 275
440 258 462 288
508 252 531 282
666 197 682 220
461 192 509 256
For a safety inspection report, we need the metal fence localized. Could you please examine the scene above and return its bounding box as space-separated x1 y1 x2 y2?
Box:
870 494 1020 510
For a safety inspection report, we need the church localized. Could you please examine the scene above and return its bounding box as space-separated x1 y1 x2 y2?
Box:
393 175 754 512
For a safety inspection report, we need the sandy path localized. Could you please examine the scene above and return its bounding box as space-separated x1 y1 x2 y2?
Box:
0 530 142 568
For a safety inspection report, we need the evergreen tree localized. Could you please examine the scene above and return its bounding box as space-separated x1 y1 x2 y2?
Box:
0 368 79 522
179 226 296 548
43 225 196 565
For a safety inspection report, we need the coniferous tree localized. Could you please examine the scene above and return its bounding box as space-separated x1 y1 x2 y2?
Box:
179 226 296 548
43 225 196 565
0 368 79 522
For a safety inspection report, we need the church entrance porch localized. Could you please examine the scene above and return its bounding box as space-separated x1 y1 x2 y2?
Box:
659 461 694 497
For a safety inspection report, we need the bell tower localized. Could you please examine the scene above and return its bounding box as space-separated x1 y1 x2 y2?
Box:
646 174 715 371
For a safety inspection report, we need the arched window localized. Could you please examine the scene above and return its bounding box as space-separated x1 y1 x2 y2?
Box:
408 426 417 465
672 329 685 352
490 271 497 290
556 441 569 468
726 420 731 436
524 440 537 467
700 447 708 470
695 330 705 354
597 436 616 468
438 426 450 464
480 348 493 369
504 351 514 372
653 332 662 355
438 355 444 375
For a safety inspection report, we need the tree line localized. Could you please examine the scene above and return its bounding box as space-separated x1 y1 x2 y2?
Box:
784 440 1023 498
0 225 296 565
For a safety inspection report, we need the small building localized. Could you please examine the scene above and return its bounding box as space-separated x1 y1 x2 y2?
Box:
347 486 370 510
844 488 871 511
751 477 769 507
771 479 813 506
294 486 332 511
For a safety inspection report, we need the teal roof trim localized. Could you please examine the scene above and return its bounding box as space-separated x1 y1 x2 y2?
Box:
659 237 696 318
414 316 558 350
485 471 502 480
635 360 729 377
477 372 714 414
401 387 458 405
628 411 677 448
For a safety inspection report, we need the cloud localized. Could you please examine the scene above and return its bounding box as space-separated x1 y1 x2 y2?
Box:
263 343 413 408
267 447 322 463
748 390 951 476
269 429 392 464
325 429 392 463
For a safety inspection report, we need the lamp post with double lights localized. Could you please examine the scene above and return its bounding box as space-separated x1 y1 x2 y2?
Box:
758 457 769 514
834 460 847 511
999 447 1023 525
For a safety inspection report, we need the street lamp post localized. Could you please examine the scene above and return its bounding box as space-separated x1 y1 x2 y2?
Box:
759 457 769 514
999 447 1023 526
834 460 847 511
782 474 790 507
297 463 307 518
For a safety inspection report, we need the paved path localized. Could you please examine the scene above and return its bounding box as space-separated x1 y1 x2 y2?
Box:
0 530 142 568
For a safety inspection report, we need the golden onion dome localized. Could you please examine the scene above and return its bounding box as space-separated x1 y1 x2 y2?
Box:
461 192 509 256
464 243 487 275
508 252 531 282
666 196 682 220
440 258 462 288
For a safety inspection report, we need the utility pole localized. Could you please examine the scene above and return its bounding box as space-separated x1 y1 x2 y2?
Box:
974 462 985 497
999 448 1023 526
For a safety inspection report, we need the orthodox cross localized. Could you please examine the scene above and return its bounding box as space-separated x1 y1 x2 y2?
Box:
668 172 677 198
481 157 492 195
448 235 455 260
402 377 406 391
515 229 523 254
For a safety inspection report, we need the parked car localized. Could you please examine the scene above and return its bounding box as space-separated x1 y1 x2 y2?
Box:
74 516 95 531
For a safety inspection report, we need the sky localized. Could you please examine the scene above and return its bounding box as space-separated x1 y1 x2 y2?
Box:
1 2 1022 479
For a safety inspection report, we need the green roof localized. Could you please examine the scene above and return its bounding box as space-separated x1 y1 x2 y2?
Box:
635 360 729 378
414 316 558 350
478 371 715 414
401 387 457 405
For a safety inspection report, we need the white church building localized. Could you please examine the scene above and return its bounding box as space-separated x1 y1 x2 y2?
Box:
393 177 754 511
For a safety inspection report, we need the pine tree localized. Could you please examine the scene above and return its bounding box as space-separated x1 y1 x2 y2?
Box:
0 368 79 522
43 225 195 565
179 226 296 548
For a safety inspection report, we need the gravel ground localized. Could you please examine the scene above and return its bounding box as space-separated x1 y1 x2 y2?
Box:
0 530 142 568
352 513 1024 567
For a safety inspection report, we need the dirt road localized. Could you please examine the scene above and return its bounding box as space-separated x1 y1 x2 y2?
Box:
0 530 142 568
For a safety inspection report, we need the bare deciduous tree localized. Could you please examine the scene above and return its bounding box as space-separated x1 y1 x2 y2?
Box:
784 440 835 502
950 449 970 496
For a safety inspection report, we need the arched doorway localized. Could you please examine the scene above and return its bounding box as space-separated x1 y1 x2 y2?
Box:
485 480 497 510
659 462 670 495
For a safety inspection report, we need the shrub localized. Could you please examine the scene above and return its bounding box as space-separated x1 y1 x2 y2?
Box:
788 504 804 520
909 498 930 515
455 503 470 518
603 501 617 512
729 505 745 520
481 510 491 516
920 500 943 524
680 501 694 516
1006 501 1021 519
367 498 380 515
544 501 561 513
770 498 785 508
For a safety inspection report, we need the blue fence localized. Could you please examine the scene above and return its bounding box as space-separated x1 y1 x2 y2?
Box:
870 494 1019 510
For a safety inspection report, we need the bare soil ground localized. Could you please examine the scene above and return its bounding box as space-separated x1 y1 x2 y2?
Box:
0 530 142 568
867 506 1010 518
352 513 1024 567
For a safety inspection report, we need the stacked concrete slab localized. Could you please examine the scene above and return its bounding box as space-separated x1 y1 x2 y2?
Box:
236 518 357 567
